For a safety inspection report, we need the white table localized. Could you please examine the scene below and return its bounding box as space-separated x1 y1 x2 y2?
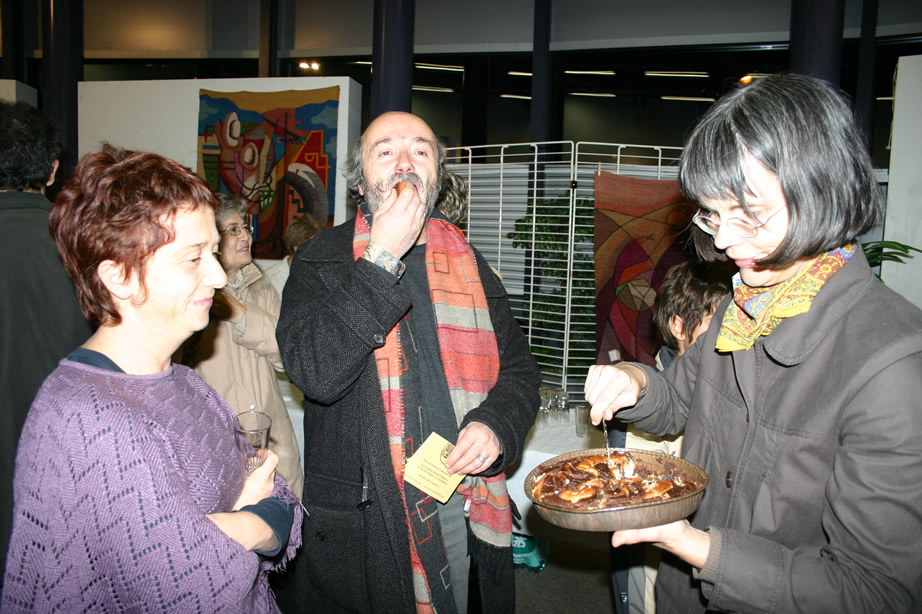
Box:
506 413 606 535
282 379 606 537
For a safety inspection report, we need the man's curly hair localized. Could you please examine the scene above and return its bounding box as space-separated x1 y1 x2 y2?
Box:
0 101 61 191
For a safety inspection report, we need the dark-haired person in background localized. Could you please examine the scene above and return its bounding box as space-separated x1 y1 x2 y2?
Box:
616 259 731 614
586 74 922 613
648 260 733 374
0 101 93 583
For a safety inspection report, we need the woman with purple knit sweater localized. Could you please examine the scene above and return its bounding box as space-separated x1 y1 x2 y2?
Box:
1 146 302 612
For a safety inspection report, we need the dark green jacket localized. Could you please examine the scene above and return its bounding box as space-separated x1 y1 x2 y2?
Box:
620 249 922 614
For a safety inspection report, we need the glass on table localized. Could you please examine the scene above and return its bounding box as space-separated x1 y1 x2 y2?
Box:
552 389 570 423
536 387 553 426
572 402 591 436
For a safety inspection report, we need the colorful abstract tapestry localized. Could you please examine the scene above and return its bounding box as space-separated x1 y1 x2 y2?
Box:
594 171 695 366
197 87 339 259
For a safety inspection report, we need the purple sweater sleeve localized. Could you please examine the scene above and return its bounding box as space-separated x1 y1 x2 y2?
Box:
2 363 301 613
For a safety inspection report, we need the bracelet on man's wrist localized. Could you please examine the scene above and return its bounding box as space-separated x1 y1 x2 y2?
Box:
363 241 406 278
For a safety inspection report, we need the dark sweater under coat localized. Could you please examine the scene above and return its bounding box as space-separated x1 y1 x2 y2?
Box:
277 218 541 613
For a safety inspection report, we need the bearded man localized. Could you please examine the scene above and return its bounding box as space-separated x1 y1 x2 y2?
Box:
277 112 540 613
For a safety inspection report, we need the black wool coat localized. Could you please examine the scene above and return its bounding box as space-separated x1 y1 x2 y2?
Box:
277 217 541 613
0 190 93 577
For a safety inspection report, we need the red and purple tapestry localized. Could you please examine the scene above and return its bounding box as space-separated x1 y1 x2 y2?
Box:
594 171 695 366
197 87 339 259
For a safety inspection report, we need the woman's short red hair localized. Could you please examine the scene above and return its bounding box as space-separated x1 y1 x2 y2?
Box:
50 144 219 327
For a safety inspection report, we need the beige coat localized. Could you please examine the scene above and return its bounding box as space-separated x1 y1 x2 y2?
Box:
185 263 303 498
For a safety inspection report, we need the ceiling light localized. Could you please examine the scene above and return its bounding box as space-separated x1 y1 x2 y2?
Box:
876 96 894 101
661 95 715 102
500 94 532 100
349 61 373 66
415 63 464 72
508 71 532 77
412 85 455 93
299 61 320 70
565 70 615 76
645 71 709 78
569 92 617 97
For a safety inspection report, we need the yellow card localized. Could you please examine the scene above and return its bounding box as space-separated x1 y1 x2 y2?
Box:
404 432 465 503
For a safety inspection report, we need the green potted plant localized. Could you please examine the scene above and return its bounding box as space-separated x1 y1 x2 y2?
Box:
862 240 921 279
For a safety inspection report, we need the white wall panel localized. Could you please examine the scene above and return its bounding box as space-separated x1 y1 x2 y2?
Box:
78 76 362 224
882 54 922 308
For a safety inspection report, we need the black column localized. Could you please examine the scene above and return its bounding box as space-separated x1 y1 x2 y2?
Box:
371 0 414 117
259 0 280 78
789 0 845 86
1 0 27 82
855 0 878 149
42 0 82 176
461 56 489 147
530 0 551 143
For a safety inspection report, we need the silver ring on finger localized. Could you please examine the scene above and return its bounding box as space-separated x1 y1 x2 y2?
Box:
477 455 488 465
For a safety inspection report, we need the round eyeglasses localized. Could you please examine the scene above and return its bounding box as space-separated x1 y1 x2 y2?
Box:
692 207 783 239
220 223 254 236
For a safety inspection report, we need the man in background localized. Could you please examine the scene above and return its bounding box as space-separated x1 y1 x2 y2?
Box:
0 101 93 580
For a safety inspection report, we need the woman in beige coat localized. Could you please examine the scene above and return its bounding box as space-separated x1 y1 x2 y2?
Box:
184 194 303 498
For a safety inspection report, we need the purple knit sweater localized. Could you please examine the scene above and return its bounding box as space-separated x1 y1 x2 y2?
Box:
1 360 302 613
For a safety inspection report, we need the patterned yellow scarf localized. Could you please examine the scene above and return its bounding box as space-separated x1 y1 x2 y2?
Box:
716 244 855 352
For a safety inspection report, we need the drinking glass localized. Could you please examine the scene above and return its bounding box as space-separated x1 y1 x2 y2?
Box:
235 409 272 474
553 389 570 423
573 402 591 436
536 387 553 426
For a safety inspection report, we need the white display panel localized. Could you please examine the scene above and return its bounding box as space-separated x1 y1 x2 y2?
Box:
884 54 922 308
78 76 361 224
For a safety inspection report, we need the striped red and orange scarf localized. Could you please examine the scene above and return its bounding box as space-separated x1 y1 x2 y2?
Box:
353 210 512 612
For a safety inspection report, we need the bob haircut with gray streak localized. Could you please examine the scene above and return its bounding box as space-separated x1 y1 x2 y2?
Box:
679 73 883 267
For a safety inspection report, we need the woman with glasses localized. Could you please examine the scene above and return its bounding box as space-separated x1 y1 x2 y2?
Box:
585 73 922 613
2 146 301 612
183 194 304 499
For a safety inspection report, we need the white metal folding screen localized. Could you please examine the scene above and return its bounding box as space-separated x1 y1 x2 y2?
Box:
446 142 682 401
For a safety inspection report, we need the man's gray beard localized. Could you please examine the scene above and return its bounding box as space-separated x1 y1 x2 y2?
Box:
363 175 439 218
